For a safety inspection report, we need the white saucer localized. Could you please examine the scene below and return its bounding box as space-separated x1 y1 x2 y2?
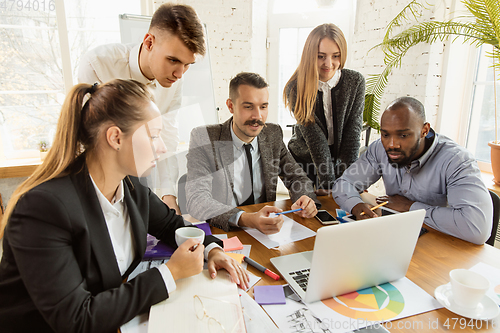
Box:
434 283 500 320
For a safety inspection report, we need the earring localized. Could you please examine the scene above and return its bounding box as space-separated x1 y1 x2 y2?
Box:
117 147 120 151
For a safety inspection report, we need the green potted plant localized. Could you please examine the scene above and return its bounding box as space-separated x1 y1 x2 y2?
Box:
38 140 49 161
365 0 499 183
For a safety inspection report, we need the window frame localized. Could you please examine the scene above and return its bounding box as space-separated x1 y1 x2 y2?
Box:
266 0 356 139
0 0 145 165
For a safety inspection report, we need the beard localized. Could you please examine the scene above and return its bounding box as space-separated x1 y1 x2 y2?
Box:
386 139 421 168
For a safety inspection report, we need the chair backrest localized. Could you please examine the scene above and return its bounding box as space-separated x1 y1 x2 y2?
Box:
177 173 188 215
486 190 500 246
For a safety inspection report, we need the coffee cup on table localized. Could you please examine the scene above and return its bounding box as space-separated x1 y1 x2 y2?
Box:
449 269 490 308
175 227 205 249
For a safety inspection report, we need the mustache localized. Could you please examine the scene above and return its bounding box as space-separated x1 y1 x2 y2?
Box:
244 120 265 126
386 149 403 153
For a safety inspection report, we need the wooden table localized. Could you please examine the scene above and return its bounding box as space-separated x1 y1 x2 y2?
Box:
211 195 500 332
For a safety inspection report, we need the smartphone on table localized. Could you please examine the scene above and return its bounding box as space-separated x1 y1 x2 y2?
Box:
315 210 339 225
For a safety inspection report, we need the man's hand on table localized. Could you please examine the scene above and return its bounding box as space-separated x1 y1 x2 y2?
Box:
376 195 414 212
207 248 250 290
352 194 415 220
351 202 378 220
239 206 284 235
314 189 332 196
291 195 318 219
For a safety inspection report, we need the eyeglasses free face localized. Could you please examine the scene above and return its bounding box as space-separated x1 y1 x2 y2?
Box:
193 295 245 333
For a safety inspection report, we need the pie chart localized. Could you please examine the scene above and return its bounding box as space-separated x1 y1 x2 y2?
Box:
322 283 405 321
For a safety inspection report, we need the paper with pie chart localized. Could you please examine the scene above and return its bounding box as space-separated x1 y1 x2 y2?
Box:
263 278 441 333
321 282 405 322
469 262 500 307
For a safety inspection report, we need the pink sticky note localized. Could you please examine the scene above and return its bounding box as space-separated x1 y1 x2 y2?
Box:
222 236 244 251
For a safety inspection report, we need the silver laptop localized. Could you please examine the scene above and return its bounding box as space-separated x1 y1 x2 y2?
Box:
271 209 426 303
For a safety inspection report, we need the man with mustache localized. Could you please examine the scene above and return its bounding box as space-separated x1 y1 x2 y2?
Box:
78 3 203 214
185 72 319 234
332 97 493 244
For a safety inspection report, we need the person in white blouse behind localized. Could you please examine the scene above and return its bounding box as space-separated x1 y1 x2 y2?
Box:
78 3 205 214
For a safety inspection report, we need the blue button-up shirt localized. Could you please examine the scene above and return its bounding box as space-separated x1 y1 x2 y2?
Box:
332 130 493 244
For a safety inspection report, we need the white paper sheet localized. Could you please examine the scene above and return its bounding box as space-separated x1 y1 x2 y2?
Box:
148 270 245 333
243 215 316 249
240 291 281 333
263 277 441 333
469 262 500 307
120 313 149 333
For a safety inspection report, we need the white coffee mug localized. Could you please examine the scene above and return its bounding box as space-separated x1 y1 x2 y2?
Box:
449 269 490 308
175 227 205 247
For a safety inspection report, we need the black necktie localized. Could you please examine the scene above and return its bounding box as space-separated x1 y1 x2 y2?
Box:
241 144 255 206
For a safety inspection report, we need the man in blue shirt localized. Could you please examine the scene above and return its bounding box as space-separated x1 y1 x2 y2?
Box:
332 97 492 244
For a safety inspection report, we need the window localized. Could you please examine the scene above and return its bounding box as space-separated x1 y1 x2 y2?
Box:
276 27 313 127
0 4 63 159
267 0 356 134
0 0 140 161
466 45 499 164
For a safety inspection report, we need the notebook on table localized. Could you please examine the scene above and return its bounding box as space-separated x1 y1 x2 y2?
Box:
270 209 426 303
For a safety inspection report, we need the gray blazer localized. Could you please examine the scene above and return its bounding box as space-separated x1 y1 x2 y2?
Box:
185 118 318 231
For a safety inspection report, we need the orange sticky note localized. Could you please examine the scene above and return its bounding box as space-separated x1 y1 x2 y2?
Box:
222 236 244 251
225 253 245 263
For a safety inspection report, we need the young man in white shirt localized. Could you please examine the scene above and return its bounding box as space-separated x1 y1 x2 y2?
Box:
78 3 205 214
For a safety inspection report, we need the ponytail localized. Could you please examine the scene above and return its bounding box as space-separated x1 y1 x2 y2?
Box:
0 84 91 238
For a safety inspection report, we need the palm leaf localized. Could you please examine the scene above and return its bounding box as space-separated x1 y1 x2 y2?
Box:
383 0 427 41
365 0 500 130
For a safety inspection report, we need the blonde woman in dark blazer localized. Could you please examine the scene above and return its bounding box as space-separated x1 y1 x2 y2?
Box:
284 23 365 191
0 79 248 333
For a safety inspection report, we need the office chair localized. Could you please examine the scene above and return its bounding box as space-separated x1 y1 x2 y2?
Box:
177 173 188 215
486 190 500 246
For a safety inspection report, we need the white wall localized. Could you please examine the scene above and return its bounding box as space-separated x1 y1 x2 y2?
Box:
153 0 268 122
1 0 459 205
153 0 453 129
351 0 453 131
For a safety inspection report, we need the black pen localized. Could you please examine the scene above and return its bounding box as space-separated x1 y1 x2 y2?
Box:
243 256 280 280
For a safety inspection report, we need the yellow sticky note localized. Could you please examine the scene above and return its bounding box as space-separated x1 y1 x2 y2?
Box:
225 253 245 263
222 236 244 251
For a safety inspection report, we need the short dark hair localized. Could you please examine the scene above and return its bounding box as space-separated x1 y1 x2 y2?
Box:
229 72 269 100
149 3 205 56
387 96 426 123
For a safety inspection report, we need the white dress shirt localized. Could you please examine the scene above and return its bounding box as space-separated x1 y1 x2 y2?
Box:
89 176 176 293
79 43 182 198
229 124 264 226
89 176 225 331
318 70 342 145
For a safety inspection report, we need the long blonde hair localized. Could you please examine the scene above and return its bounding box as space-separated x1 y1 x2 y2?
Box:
0 79 153 238
283 23 347 125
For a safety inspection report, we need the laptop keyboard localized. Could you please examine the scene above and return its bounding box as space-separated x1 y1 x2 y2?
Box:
289 269 310 291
